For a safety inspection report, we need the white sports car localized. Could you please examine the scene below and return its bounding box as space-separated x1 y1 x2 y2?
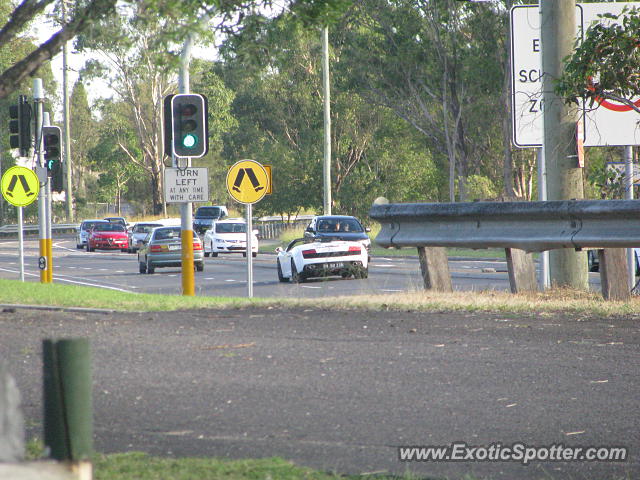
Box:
275 238 369 283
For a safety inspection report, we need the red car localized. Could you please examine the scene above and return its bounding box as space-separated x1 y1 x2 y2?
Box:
87 223 129 252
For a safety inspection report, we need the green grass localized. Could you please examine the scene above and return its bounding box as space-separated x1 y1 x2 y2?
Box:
1 277 639 317
92 452 419 480
0 278 261 311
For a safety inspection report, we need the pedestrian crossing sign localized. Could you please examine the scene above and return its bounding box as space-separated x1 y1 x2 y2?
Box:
226 159 270 204
1 166 40 207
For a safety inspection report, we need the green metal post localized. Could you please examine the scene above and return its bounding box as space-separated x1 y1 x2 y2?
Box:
43 339 93 461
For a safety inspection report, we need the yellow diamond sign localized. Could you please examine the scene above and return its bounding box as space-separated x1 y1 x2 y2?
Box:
1 166 40 207
226 159 269 204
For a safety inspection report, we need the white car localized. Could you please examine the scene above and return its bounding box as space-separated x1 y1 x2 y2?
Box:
203 218 259 257
275 238 369 283
127 222 163 253
76 219 109 249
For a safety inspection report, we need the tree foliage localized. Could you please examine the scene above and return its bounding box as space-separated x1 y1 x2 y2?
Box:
557 7 640 114
0 0 352 99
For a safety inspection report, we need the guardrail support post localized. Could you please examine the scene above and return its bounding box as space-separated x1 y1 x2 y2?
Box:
43 338 93 480
598 249 630 301
417 246 452 292
505 248 537 294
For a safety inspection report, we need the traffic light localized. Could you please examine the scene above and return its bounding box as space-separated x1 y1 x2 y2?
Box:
43 126 64 192
8 95 32 157
163 93 208 158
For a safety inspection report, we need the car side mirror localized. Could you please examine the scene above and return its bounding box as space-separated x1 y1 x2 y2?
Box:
306 227 313 232
275 247 283 253
365 227 371 233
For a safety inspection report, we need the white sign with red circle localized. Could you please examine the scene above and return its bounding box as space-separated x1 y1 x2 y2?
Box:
511 3 640 147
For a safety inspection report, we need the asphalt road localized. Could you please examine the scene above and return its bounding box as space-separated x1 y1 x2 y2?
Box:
2 306 637 480
0 235 603 297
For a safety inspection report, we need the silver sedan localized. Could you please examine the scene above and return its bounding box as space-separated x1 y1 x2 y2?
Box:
137 226 204 274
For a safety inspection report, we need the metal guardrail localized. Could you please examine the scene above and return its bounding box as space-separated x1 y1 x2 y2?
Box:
371 199 640 252
0 217 311 240
370 199 640 300
0 223 79 235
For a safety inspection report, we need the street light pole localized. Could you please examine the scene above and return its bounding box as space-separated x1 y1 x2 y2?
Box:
322 26 332 216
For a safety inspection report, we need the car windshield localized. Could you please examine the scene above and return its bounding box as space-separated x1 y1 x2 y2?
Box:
82 221 107 231
196 207 222 218
153 228 181 241
93 223 125 232
317 218 363 233
215 223 246 234
133 224 158 234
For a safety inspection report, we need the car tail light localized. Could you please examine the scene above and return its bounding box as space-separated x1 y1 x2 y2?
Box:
150 245 164 252
193 242 202 251
348 246 361 253
302 249 317 259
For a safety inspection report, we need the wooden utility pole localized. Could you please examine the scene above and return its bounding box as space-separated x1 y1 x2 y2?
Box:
541 0 587 289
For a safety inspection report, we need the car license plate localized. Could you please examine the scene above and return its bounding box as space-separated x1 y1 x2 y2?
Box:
168 245 181 250
327 262 343 269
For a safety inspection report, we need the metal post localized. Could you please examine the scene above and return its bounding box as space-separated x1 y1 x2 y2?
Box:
247 203 253 298
43 338 93 480
537 148 549 289
34 79 51 284
62 0 73 222
625 146 635 288
17 207 24 282
179 35 195 296
541 0 587 289
43 111 53 283
322 26 332 215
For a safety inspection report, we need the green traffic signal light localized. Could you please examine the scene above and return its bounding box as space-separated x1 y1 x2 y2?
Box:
182 133 198 148
166 94 209 158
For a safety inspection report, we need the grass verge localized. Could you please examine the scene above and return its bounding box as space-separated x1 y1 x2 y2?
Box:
1 278 639 317
92 452 416 480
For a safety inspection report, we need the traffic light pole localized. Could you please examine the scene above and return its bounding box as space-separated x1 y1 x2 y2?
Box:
34 79 52 284
179 36 195 296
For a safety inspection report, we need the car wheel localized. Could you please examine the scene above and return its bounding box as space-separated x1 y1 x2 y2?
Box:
139 261 147 274
121 248 128 253
146 259 155 274
196 262 204 272
252 252 257 258
242 252 247 258
211 251 218 258
291 260 304 283
76 244 83 250
360 267 369 279
277 259 288 283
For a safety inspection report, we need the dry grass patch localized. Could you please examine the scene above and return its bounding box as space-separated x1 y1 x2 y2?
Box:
283 288 640 317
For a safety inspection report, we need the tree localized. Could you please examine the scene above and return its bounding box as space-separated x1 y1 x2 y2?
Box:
341 0 508 202
0 0 352 99
69 80 99 204
556 7 640 114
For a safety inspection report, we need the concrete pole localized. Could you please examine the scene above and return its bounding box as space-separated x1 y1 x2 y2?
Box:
541 0 587 289
322 26 332 215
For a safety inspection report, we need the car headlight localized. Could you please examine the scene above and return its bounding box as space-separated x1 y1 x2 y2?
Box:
216 239 226 243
